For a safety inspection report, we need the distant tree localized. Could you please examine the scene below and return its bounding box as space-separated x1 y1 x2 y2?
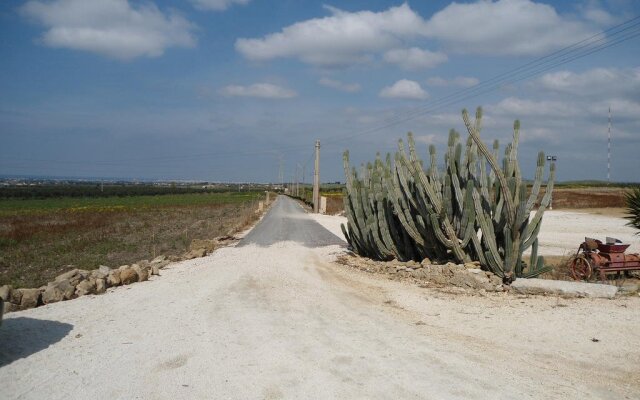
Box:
625 187 640 234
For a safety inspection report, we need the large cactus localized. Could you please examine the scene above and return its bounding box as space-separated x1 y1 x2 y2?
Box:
341 151 418 261
341 107 556 281
462 107 555 281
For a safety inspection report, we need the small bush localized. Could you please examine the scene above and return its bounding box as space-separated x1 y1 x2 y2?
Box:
625 187 640 234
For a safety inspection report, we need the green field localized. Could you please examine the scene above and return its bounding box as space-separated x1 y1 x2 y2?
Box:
0 192 262 215
0 191 266 288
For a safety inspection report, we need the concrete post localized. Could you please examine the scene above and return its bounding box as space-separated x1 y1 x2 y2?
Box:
313 140 320 213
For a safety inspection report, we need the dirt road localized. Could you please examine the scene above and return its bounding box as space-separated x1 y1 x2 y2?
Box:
1 196 639 399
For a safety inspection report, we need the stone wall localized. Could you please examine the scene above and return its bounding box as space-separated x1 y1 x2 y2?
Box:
1 235 238 314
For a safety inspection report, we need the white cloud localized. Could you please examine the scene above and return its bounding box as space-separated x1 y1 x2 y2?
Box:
21 0 196 60
423 0 596 55
426 76 479 87
379 79 427 100
218 83 297 99
488 97 581 117
234 1 609 66
580 2 616 26
537 67 640 98
588 99 640 119
235 4 429 66
318 78 361 93
190 0 250 11
383 47 447 70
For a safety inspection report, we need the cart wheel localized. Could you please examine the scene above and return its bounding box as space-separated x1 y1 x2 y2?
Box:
569 255 593 281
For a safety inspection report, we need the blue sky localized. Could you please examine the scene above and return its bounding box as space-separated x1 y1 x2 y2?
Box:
1 0 639 182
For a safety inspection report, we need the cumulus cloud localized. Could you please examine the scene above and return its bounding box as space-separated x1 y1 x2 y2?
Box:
423 0 597 55
234 1 609 66
426 76 479 87
383 47 447 70
537 67 640 98
379 79 427 100
218 83 297 99
190 0 250 11
580 3 616 26
318 78 361 93
488 97 581 117
235 3 428 66
588 99 640 119
21 0 196 60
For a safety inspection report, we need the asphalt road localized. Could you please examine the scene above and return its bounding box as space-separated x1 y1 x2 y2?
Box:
239 195 345 247
1 196 638 399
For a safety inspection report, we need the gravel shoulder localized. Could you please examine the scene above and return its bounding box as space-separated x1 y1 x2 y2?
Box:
1 197 639 399
311 209 640 256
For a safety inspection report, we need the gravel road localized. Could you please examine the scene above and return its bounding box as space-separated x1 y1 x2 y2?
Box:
1 196 639 399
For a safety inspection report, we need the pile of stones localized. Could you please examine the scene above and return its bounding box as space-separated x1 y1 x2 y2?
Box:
337 255 504 292
1 256 171 313
0 235 238 314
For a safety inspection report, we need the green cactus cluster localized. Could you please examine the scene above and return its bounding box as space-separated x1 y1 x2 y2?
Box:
341 107 556 281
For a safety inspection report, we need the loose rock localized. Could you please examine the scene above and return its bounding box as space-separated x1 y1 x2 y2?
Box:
107 270 122 287
183 248 207 260
151 255 167 264
10 288 23 305
3 301 19 313
190 239 217 253
131 264 148 282
95 278 107 294
0 285 11 302
19 288 42 309
75 280 96 297
42 279 75 304
120 268 138 285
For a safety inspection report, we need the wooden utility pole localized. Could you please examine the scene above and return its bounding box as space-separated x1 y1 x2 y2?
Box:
313 140 320 213
607 106 611 183
296 163 301 197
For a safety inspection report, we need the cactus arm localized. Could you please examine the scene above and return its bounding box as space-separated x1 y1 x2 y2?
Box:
472 188 505 276
525 152 545 211
463 108 516 226
522 162 556 249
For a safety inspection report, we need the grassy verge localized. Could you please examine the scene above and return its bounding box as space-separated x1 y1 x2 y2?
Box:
0 192 263 288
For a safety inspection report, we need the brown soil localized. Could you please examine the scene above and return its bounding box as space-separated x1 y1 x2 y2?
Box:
328 187 632 215
0 202 261 288
538 187 630 209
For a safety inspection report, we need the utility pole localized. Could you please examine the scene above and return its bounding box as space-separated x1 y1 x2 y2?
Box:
313 140 320 213
296 163 301 197
302 164 306 201
278 154 284 191
607 106 611 183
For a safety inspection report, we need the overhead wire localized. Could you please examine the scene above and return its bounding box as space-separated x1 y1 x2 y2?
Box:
320 15 640 146
3 15 639 173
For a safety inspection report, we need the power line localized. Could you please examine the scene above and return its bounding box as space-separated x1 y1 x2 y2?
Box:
3 15 639 171
321 15 640 146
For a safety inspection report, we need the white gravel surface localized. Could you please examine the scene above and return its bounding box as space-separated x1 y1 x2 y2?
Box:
2 198 639 399
310 210 640 256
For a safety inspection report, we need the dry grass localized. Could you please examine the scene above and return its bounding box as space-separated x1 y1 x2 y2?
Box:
0 195 262 288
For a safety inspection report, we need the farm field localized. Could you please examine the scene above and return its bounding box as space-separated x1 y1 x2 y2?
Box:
0 191 265 288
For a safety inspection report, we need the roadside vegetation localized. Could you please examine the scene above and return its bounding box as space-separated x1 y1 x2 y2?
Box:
0 191 265 288
625 187 640 233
